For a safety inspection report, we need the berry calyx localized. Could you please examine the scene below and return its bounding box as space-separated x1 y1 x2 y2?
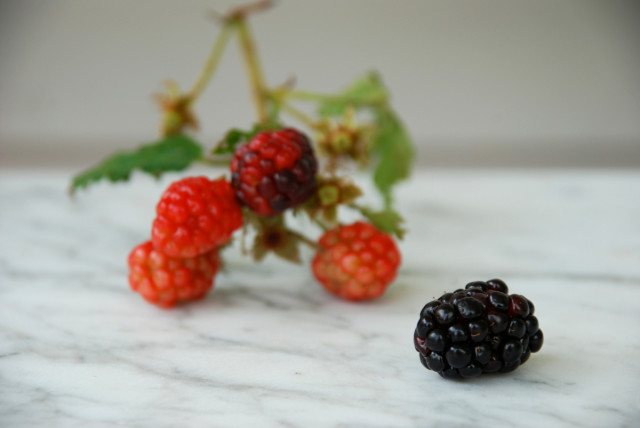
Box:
314 108 370 167
311 221 401 301
151 176 242 258
128 241 220 308
414 279 543 379
231 127 318 216
154 80 198 137
303 175 363 224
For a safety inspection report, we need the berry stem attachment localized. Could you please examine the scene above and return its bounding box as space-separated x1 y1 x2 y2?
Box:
235 17 268 124
188 22 235 103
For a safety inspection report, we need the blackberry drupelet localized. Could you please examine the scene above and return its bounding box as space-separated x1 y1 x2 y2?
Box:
414 279 543 379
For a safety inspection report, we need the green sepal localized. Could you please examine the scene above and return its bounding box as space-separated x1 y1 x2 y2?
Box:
251 234 269 262
247 215 302 264
317 71 388 117
271 235 302 264
354 205 406 240
300 176 363 227
70 134 203 194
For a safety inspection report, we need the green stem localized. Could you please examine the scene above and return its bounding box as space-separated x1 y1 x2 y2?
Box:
311 217 330 232
288 229 322 251
189 22 235 102
281 102 317 128
198 156 233 167
284 89 335 102
284 89 388 106
347 203 364 214
236 18 268 123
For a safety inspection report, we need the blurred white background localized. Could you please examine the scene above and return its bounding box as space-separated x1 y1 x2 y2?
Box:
1 0 639 167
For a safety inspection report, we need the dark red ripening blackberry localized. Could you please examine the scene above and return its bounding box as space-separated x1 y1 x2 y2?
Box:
414 279 543 379
230 128 318 216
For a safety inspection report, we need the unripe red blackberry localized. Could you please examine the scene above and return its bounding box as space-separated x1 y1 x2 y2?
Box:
128 241 220 308
151 176 242 258
414 279 543 379
230 128 318 216
311 221 401 301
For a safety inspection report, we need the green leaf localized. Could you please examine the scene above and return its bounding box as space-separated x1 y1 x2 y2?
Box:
320 205 338 225
213 128 252 155
317 71 388 117
356 205 406 240
70 134 203 194
370 107 414 207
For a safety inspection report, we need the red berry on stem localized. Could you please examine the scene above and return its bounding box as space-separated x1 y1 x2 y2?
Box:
128 241 220 308
151 176 242 258
231 128 318 216
311 221 401 301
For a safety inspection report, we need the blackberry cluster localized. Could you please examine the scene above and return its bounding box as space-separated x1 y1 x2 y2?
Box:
413 279 543 379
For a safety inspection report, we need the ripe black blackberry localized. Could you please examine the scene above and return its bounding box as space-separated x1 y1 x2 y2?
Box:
414 279 543 379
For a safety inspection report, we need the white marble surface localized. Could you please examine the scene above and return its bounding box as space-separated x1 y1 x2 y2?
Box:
1 168 639 427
